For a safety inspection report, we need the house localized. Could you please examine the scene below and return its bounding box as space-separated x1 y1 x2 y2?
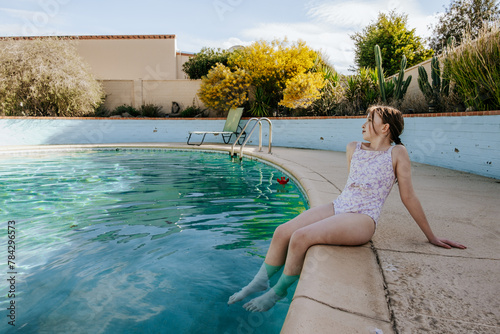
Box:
5 34 202 113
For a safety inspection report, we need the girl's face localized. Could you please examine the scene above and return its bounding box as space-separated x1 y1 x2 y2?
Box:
362 111 386 141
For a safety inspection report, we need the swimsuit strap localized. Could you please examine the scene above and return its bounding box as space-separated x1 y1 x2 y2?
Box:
357 142 395 153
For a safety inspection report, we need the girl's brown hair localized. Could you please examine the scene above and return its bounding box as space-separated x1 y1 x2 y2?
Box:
367 105 404 145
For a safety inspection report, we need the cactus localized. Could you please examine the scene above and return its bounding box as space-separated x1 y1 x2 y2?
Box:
418 67 429 93
431 56 441 92
393 55 406 99
418 56 449 112
417 65 432 98
393 55 412 101
374 45 386 102
374 45 411 102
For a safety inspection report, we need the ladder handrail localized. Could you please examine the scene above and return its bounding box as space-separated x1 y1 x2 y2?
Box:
259 118 272 154
231 117 272 159
239 120 262 159
230 118 259 157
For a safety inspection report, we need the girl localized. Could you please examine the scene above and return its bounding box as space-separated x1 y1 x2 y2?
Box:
228 105 466 312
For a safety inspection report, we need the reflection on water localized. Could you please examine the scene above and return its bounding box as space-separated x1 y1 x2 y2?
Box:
0 149 307 333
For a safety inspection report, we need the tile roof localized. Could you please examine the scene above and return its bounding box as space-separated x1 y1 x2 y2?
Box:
1 34 176 40
77 35 176 40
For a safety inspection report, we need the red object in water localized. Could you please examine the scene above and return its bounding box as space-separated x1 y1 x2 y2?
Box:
277 176 289 185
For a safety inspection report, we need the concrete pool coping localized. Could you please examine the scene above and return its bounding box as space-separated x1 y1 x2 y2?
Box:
2 143 498 334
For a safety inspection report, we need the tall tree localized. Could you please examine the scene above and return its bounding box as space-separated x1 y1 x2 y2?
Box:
351 11 433 76
429 0 500 53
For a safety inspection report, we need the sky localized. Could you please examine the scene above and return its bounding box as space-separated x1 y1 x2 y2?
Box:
0 0 452 74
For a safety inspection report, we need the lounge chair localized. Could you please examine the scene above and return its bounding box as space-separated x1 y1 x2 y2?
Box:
187 107 246 145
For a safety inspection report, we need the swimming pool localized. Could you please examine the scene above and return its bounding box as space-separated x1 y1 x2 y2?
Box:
0 148 308 333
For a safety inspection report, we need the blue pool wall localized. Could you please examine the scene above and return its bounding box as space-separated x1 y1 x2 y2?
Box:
1 114 499 179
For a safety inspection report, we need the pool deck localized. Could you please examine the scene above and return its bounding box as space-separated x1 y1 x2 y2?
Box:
2 143 499 334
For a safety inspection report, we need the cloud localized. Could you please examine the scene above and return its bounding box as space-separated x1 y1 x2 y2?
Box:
0 5 69 36
306 0 427 30
242 22 324 41
306 1 381 30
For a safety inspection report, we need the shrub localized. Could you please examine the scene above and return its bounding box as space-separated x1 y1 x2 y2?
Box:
94 104 111 117
443 22 500 111
343 68 379 114
107 104 165 117
279 72 325 109
182 47 232 80
198 63 251 115
311 62 344 116
180 105 208 118
311 84 344 116
113 104 140 117
140 104 163 117
0 37 104 116
228 39 325 116
389 92 429 114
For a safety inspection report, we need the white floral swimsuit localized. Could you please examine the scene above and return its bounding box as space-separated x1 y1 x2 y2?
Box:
333 142 396 225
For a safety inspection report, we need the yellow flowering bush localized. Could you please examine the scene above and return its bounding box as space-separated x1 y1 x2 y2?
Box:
229 39 317 90
280 72 326 109
198 38 327 116
198 63 251 115
229 39 324 115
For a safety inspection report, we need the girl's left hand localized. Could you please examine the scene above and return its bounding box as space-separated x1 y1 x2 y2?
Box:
430 237 467 249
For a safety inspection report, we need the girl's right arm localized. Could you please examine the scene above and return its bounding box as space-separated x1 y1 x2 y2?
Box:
393 145 466 249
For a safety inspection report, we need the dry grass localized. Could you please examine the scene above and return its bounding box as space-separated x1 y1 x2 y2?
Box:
443 21 500 111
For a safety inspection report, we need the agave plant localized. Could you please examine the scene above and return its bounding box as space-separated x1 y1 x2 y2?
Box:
249 87 271 117
417 56 450 112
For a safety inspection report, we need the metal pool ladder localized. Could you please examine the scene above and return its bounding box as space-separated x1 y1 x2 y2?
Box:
231 117 272 160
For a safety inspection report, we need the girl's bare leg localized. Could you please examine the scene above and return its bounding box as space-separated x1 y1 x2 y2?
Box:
282 212 375 276
264 203 335 266
243 213 375 312
228 203 335 305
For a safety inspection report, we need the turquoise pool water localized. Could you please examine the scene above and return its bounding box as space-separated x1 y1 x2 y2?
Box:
0 149 308 333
